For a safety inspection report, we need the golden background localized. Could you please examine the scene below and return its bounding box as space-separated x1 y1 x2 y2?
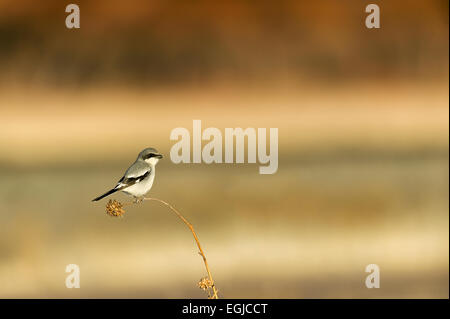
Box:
0 0 448 298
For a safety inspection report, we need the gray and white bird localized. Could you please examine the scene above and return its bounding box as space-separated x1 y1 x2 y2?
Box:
92 147 163 202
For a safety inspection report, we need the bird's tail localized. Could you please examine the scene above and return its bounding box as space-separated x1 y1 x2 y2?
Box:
92 188 119 202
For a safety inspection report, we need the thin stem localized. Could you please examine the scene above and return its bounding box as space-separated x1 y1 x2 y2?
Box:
143 197 219 299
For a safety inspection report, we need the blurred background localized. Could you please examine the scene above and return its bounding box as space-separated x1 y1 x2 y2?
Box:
0 0 448 298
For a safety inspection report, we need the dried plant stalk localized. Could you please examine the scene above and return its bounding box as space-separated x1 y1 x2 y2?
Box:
142 197 219 299
105 197 220 298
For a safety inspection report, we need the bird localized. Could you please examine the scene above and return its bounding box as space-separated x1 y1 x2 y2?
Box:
92 147 163 202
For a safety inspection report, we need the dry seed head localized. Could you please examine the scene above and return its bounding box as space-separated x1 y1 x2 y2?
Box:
106 199 125 217
198 277 213 291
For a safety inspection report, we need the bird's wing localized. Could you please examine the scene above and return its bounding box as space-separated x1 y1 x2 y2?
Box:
115 161 152 189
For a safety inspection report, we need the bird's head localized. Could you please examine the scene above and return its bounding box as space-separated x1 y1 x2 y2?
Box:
138 147 163 165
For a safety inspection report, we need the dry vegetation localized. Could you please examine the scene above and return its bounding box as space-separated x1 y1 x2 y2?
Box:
105 198 219 299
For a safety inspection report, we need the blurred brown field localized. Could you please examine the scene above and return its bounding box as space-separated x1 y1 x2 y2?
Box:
0 82 448 298
0 0 448 298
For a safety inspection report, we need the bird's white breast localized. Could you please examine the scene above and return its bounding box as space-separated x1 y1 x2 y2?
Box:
145 157 160 166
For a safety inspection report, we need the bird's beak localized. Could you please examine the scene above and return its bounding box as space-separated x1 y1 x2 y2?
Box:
156 154 163 159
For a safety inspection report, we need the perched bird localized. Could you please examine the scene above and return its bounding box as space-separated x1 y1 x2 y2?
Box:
92 147 163 202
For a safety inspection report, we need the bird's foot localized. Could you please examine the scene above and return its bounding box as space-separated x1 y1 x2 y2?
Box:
133 197 144 204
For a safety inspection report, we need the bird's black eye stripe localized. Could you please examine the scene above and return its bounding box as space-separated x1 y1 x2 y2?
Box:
144 153 155 159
